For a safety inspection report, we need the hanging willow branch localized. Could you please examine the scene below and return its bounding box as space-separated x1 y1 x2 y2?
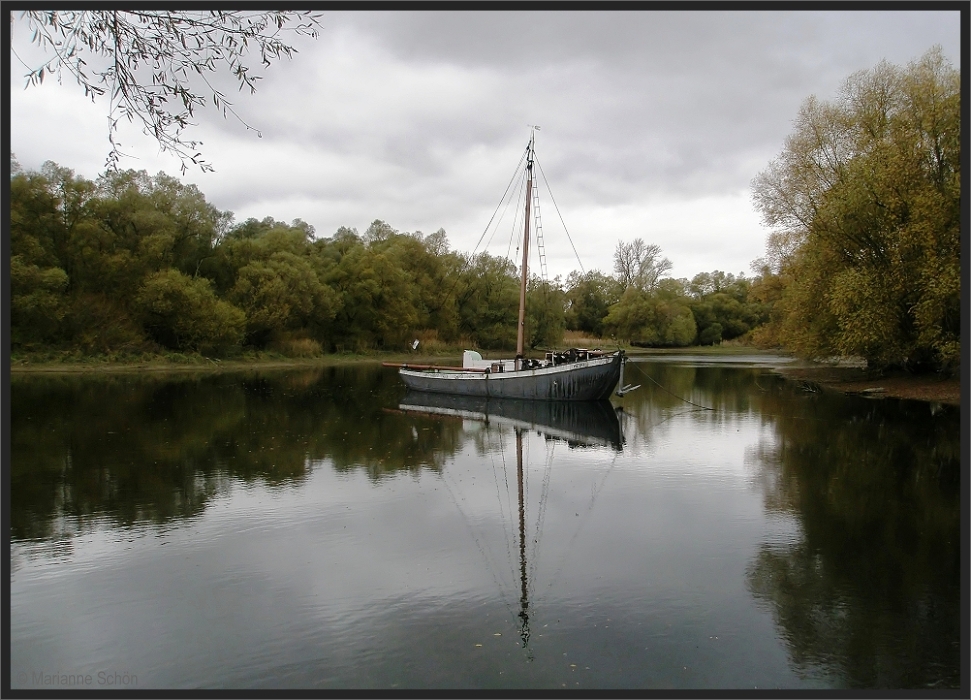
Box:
17 10 323 173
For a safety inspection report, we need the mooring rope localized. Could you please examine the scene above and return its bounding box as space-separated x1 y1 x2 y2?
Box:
627 360 716 411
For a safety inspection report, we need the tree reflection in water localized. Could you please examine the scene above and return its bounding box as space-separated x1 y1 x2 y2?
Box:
626 361 961 688
741 383 961 688
10 365 462 542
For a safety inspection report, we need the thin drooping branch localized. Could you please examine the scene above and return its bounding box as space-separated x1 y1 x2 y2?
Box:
18 10 323 173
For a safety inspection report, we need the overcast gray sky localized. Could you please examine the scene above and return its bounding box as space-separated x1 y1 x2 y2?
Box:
9 9 961 282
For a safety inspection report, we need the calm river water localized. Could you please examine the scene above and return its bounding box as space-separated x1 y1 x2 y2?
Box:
8 357 962 690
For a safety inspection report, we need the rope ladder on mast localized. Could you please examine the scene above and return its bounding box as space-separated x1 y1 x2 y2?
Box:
531 176 549 282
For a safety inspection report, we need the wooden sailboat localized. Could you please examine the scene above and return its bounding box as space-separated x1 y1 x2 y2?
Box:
385 130 634 401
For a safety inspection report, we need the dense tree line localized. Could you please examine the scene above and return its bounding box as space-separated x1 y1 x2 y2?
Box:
9 159 764 358
566 244 765 348
750 47 960 373
8 158 574 357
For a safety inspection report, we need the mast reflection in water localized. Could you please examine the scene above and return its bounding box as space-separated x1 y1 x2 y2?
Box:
398 392 626 656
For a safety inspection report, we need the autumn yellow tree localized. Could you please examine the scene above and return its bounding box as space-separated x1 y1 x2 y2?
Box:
752 47 960 372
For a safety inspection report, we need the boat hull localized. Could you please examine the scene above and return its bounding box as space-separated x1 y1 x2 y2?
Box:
398 352 623 401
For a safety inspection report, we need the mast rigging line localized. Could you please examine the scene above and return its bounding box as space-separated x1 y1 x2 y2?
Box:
537 449 622 606
426 132 591 336
438 143 530 313
472 143 530 259
438 463 518 617
535 156 585 275
492 427 519 581
529 438 556 598
503 168 529 263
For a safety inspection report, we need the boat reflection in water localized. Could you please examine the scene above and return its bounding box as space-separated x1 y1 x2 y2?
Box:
398 391 624 451
399 392 624 654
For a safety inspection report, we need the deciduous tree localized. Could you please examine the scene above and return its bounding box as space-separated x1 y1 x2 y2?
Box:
751 47 960 371
526 277 567 349
604 280 696 347
613 238 672 292
564 270 619 337
136 268 245 354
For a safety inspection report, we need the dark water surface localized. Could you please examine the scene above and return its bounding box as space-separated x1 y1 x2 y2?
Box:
9 359 962 690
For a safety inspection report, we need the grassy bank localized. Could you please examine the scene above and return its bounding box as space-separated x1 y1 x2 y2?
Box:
7 335 756 374
9 349 458 374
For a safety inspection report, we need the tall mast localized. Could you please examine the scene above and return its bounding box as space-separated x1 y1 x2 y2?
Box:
516 131 535 366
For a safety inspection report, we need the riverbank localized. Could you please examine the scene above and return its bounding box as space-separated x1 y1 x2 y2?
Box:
9 347 959 405
626 347 961 405
775 364 961 405
5 342 757 375
8 352 432 375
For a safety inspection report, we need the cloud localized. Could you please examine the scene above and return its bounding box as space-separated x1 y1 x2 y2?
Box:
9 9 961 280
